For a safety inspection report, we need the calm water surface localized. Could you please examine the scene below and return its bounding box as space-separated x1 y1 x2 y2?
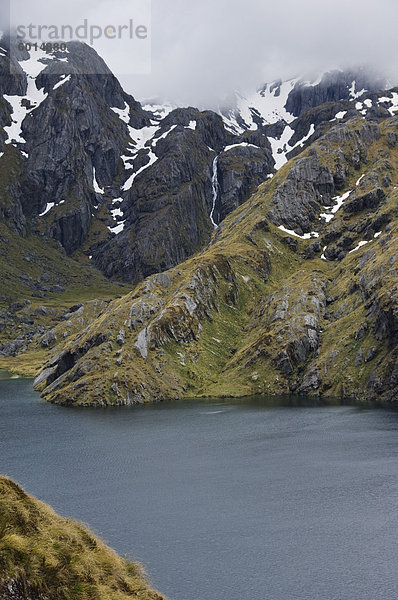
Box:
0 378 398 600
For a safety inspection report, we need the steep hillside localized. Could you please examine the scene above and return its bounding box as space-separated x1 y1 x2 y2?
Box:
0 476 165 600
32 115 398 405
0 215 129 376
0 37 274 285
1 34 393 289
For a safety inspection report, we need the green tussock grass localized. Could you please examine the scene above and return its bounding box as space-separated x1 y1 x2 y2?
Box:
0 476 166 600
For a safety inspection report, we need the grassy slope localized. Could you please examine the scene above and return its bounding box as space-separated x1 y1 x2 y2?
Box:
8 117 398 403
0 216 129 377
0 476 165 600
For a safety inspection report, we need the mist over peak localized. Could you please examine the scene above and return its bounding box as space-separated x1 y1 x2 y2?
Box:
121 0 398 107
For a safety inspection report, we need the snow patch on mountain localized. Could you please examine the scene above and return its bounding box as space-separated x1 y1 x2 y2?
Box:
39 202 55 217
235 78 298 130
356 174 365 186
20 50 48 78
153 125 178 145
111 102 130 123
223 142 259 152
320 190 352 223
378 92 398 115
278 225 319 239
3 50 49 145
93 168 105 194
108 221 126 235
349 81 367 100
331 111 347 121
122 150 158 191
268 126 295 169
268 123 315 169
111 207 123 219
53 74 71 90
129 124 160 150
349 240 369 253
142 102 175 120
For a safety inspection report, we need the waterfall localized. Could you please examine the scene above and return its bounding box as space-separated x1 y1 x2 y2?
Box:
210 156 219 229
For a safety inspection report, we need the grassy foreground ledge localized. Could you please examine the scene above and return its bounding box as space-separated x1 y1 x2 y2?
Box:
0 476 166 600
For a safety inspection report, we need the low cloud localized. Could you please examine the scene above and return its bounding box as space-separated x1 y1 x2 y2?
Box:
125 0 398 106
9 0 398 107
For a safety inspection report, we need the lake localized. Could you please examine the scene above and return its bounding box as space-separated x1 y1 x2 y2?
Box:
0 377 397 600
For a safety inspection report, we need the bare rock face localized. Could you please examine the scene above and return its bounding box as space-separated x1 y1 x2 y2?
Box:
0 40 277 283
0 39 152 256
91 106 276 283
343 188 386 213
18 44 150 255
285 69 384 117
93 123 216 283
27 110 398 406
217 144 274 221
268 151 337 234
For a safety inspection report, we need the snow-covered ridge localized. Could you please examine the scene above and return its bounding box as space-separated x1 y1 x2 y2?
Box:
217 72 375 170
214 71 398 171
221 78 298 135
110 69 396 199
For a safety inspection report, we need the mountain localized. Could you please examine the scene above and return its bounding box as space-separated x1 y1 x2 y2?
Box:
1 36 393 288
0 36 273 286
32 113 398 406
0 475 165 600
1 35 398 405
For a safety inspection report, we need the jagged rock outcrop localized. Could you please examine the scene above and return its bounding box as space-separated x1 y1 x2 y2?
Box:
268 151 337 234
93 112 230 283
217 144 274 221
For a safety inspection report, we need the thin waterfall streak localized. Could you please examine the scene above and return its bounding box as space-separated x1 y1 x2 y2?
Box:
210 155 219 229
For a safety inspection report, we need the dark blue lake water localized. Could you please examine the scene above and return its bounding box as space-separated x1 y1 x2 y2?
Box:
0 377 397 600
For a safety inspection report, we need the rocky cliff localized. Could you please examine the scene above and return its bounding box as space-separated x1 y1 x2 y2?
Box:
0 475 165 600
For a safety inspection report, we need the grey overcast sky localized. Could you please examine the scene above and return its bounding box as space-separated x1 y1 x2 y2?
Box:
8 0 398 106
126 0 398 106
